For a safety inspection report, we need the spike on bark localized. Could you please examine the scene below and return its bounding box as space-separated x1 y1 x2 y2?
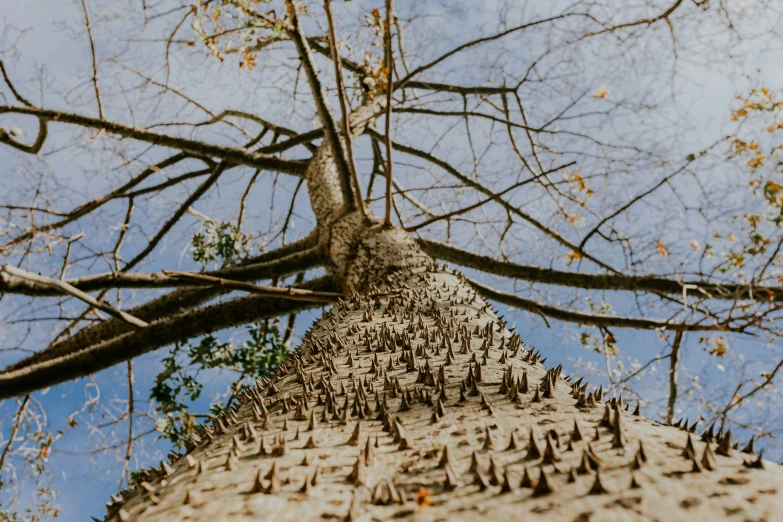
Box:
587 471 609 495
438 445 454 469
701 443 717 471
532 468 555 496
444 463 461 489
482 425 494 451
525 429 542 460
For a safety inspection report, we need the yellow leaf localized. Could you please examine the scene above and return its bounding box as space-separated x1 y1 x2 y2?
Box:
242 52 256 71
657 243 669 258
748 141 759 150
709 337 728 357
690 240 700 252
765 179 783 198
594 86 609 99
571 171 587 192
747 150 765 169
372 8 381 20
565 250 582 266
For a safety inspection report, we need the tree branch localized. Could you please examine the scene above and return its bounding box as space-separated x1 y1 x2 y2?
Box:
323 0 366 218
0 105 307 175
0 265 148 328
0 275 339 399
161 270 342 303
394 13 580 91
79 0 104 119
368 127 615 271
405 162 574 232
286 1 356 210
418 238 783 304
0 244 324 296
0 395 30 477
0 116 48 154
122 161 226 272
2 235 321 372
0 59 34 107
383 0 395 226
666 331 683 425
469 278 740 332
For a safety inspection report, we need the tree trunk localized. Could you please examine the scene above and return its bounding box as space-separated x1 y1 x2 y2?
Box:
103 102 783 521
104 224 783 521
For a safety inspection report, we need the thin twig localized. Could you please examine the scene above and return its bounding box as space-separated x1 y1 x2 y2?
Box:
238 169 262 231
405 162 574 231
80 0 104 119
0 395 30 477
0 265 148 328
0 59 34 107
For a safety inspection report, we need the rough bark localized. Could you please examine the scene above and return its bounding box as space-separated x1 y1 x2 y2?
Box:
104 226 783 522
82 79 783 520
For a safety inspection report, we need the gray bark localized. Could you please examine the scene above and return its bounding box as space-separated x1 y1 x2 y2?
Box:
67 90 783 521
105 227 783 522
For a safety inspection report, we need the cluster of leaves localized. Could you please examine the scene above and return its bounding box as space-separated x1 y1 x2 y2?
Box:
150 323 287 447
720 87 783 275
0 484 58 522
351 8 389 102
578 298 617 355
192 0 276 62
191 220 249 267
699 335 730 357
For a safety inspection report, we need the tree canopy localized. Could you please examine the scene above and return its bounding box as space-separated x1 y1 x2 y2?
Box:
1 0 783 519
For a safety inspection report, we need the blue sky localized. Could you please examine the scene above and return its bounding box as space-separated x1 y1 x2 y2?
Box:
2 0 783 520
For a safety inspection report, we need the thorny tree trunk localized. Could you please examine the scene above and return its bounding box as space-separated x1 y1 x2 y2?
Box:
103 106 783 522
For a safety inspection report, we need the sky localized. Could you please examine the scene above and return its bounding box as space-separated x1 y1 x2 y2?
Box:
1 0 783 520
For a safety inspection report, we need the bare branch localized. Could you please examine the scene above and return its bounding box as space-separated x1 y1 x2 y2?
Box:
0 106 307 175
0 265 148 328
405 162 574 232
383 0 395 226
418 238 783 304
79 0 104 119
0 117 48 155
470 278 740 332
0 152 191 252
0 395 30 477
394 13 581 91
583 0 685 38
0 59 34 107
0 274 338 399
667 331 683 424
1 240 323 297
368 127 615 271
122 161 225 272
286 0 356 211
2 235 321 373
161 270 342 303
323 0 367 219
